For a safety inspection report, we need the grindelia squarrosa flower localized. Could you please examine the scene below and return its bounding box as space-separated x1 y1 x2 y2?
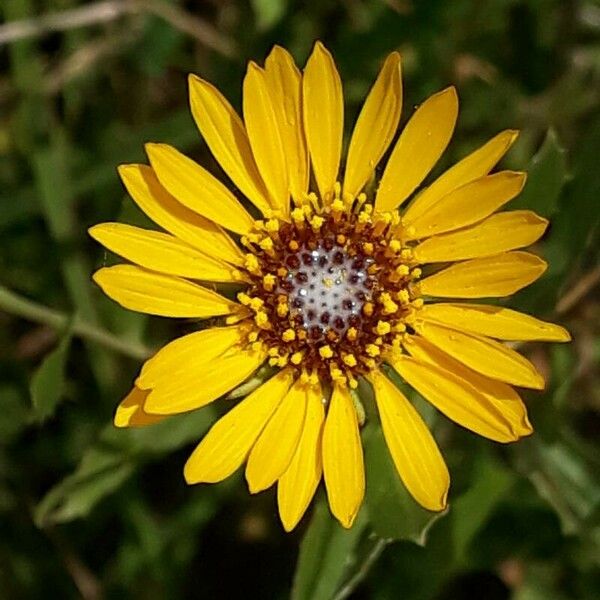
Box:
90 42 570 531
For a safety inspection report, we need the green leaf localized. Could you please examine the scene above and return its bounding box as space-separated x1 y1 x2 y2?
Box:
34 446 134 527
520 437 600 535
291 496 368 600
510 129 567 217
35 406 218 526
251 0 287 30
29 330 72 422
450 451 516 562
363 422 446 544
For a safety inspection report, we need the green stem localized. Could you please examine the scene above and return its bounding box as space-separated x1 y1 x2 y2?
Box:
332 538 389 600
0 284 151 360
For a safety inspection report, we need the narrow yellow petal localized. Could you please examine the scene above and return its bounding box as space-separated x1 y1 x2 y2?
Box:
92 264 237 318
144 347 267 415
405 171 526 241
246 378 307 493
118 164 245 266
389 354 522 443
264 45 309 205
369 370 449 511
403 334 532 438
89 223 244 282
184 369 295 483
146 143 255 235
414 210 548 263
376 87 458 212
114 386 165 428
403 129 519 223
418 251 547 298
278 382 325 532
417 303 570 342
188 74 271 214
322 384 365 528
343 52 402 201
243 62 290 216
303 41 343 202
413 319 544 389
137 326 246 390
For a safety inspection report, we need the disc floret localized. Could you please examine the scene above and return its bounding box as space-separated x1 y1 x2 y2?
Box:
239 187 423 388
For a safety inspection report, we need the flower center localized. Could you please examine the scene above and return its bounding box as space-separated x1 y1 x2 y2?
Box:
281 243 374 338
238 195 423 388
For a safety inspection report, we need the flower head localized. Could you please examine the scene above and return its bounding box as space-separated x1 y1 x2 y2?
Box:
90 42 570 530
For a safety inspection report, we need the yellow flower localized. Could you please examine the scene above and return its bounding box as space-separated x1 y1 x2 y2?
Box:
90 42 571 531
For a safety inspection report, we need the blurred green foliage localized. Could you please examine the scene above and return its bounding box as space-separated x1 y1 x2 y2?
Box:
1 0 599 598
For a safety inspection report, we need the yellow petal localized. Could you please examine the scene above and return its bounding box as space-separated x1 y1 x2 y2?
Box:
118 164 245 266
389 354 522 443
144 346 267 415
403 334 532 438
403 129 519 223
89 223 243 282
322 384 365 528
184 369 295 483
245 378 307 493
418 251 547 298
278 382 325 532
188 74 271 215
413 319 544 389
414 210 548 263
303 41 343 202
114 386 165 428
405 171 526 241
92 264 237 318
146 143 255 235
137 326 246 390
376 87 458 212
369 370 449 511
343 52 402 201
243 62 290 216
264 46 309 205
417 303 570 342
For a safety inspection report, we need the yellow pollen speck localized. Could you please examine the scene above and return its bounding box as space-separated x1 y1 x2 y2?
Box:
310 216 324 230
363 242 374 255
412 298 424 309
363 357 376 369
411 268 422 279
291 208 305 223
322 277 334 288
375 321 391 335
248 331 259 342
396 289 410 304
244 254 261 274
276 302 289 317
249 297 264 310
297 329 307 340
288 240 299 251
394 322 407 333
268 347 279 357
254 311 269 328
395 264 410 277
342 354 357 367
319 345 334 359
237 292 251 305
366 344 380 357
259 237 274 252
262 273 276 291
282 329 296 342
291 351 304 365
265 219 279 232
277 267 287 278
363 302 374 317
388 239 401 252
346 327 358 341
400 249 413 261
336 234 346 245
